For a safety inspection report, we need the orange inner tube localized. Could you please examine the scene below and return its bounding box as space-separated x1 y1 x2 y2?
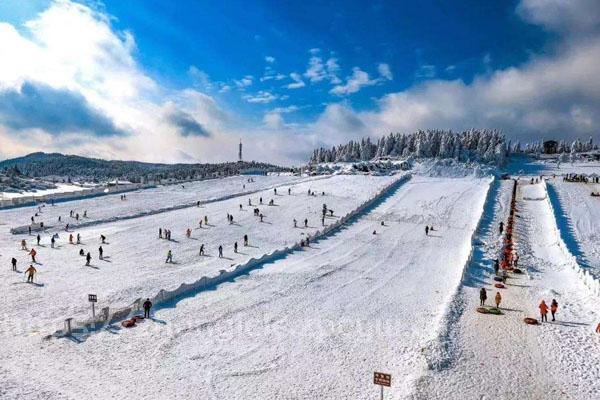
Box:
494 283 505 288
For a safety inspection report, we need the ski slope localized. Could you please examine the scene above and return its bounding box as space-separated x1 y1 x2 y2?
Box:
0 174 307 230
547 179 600 278
419 180 600 399
0 175 491 399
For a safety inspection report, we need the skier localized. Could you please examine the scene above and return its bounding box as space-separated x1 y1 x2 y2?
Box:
25 265 37 283
239 204 243 211
29 248 37 263
11 257 17 271
260 213 264 222
274 188 277 195
77 233 81 244
495 292 502 308
83 210 87 218
244 234 248 246
260 197 263 204
36 234 41 246
248 198 251 206
199 244 205 256
293 218 297 228
304 218 308 228
198 220 203 228
499 221 504 235
86 252 92 266
479 288 487 307
101 234 106 244
539 300 549 322
51 236 56 248
28 226 31 235
99 246 103 260
165 250 173 263
425 226 429 236
288 188 291 195
197 201 201 207
218 245 223 258
159 228 162 238
550 299 558 321
234 242 238 253
143 298 152 318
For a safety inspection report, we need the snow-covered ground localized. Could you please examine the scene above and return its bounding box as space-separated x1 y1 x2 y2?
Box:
0 183 87 199
1 167 599 399
547 178 600 278
0 175 490 399
0 174 308 229
417 179 600 399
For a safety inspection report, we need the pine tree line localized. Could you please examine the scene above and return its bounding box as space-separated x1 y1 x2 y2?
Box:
309 129 508 165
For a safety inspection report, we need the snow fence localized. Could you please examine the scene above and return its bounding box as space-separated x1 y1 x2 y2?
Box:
52 173 412 338
542 180 600 297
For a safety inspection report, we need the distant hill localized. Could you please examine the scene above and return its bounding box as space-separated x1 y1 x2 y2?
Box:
0 152 287 183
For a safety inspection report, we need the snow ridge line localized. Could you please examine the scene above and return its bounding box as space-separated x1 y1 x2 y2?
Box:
420 175 495 372
50 174 412 339
10 175 329 235
542 180 600 297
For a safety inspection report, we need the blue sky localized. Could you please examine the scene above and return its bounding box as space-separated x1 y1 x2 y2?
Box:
0 0 599 164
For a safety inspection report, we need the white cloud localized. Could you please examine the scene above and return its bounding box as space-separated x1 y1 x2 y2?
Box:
265 56 276 63
233 75 253 89
415 64 436 79
378 63 393 80
303 55 341 84
286 72 306 89
309 48 321 55
330 67 378 95
243 90 280 104
263 111 285 129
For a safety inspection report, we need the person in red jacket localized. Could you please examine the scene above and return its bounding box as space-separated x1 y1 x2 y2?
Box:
596 323 600 334
550 299 558 321
539 300 549 322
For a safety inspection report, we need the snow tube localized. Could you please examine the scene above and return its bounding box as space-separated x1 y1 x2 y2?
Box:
513 268 522 274
493 276 503 282
121 319 136 328
132 316 145 322
476 307 488 314
524 317 538 325
494 283 505 289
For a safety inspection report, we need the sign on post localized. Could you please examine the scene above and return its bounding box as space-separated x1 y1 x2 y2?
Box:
88 294 97 326
374 372 391 400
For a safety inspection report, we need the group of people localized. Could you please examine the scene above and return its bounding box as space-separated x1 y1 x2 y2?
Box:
424 225 435 236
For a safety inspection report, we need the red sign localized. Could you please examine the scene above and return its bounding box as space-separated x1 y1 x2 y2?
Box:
374 372 391 387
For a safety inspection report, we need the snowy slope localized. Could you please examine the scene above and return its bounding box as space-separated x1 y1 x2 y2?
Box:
0 174 308 230
0 175 398 337
417 180 600 400
548 179 600 278
0 176 490 399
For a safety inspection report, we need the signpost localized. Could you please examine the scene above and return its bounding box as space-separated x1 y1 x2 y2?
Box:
88 294 97 323
374 372 391 400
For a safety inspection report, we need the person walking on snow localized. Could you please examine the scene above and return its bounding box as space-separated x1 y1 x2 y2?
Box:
479 288 487 307
21 239 27 251
234 242 238 253
101 235 106 244
425 226 429 236
244 234 248 246
550 299 558 321
77 233 81 244
499 221 504 235
539 300 549 322
29 248 37 263
69 234 73 244
294 219 297 228
218 245 223 258
98 246 104 260
199 244 205 256
495 292 502 308
204 216 208 225
304 218 308 228
165 250 173 263
143 298 152 318
186 228 191 238
11 257 17 271
25 265 36 283
159 228 162 239
37 234 41 246
86 252 92 266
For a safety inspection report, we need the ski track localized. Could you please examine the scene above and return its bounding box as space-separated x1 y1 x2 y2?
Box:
0 175 490 399
416 179 600 400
